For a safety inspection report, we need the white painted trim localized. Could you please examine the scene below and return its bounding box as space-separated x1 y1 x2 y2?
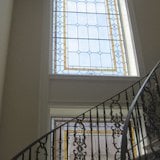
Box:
0 0 14 124
50 74 140 81
126 0 146 76
49 101 98 108
50 107 91 117
38 0 51 136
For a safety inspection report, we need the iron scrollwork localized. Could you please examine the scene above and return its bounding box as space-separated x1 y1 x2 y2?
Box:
36 136 48 160
73 115 87 160
110 95 124 160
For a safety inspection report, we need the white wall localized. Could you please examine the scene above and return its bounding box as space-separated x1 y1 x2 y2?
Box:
131 0 160 71
0 0 13 121
0 0 49 159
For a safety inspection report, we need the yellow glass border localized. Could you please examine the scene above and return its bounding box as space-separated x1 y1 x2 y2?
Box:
54 0 127 75
63 128 137 160
63 0 117 72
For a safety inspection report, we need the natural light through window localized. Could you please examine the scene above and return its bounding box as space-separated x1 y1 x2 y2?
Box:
52 0 139 76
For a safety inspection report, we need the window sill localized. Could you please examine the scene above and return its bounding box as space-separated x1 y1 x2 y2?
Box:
49 74 140 82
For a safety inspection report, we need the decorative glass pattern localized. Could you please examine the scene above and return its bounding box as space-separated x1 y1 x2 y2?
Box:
52 0 128 76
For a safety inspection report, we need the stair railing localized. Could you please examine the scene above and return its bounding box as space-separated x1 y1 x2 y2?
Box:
121 60 160 160
11 61 160 160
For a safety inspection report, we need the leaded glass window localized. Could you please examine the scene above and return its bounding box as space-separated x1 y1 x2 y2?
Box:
52 0 139 76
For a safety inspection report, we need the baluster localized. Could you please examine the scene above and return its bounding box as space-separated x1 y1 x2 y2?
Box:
73 114 86 159
96 107 101 160
110 94 123 160
36 136 48 160
90 110 94 160
140 82 150 136
44 137 48 160
137 81 147 159
66 122 69 160
59 127 62 160
125 90 135 159
52 131 55 160
22 153 24 160
131 85 142 159
29 148 32 160
103 103 108 160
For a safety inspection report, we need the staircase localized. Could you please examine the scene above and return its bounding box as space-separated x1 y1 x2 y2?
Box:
12 61 160 160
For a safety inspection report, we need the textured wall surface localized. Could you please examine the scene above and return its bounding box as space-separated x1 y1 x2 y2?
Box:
0 0 13 122
0 0 43 159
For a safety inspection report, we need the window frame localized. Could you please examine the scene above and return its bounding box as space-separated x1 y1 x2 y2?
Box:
49 0 144 79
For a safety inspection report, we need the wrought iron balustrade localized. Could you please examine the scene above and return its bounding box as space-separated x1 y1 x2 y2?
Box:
121 60 160 160
12 60 160 160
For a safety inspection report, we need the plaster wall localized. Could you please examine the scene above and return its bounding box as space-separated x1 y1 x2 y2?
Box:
0 0 13 121
0 0 45 159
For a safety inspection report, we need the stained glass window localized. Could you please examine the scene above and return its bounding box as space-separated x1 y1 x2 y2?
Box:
52 0 138 76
